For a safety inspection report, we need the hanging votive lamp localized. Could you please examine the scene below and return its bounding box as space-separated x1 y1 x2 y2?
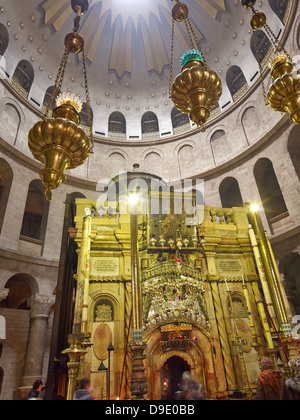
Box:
170 1 222 132
28 0 93 201
241 0 300 124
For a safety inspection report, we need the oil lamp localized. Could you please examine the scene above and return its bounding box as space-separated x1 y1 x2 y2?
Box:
241 0 300 125
169 1 222 132
28 0 93 201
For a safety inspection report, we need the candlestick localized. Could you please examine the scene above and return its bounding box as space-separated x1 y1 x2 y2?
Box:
224 278 229 291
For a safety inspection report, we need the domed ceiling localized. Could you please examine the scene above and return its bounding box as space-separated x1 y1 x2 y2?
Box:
0 0 293 140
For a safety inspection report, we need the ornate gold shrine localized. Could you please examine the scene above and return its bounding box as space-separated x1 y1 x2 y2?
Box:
68 188 299 400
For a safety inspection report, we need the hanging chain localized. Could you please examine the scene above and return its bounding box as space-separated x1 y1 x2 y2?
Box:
82 46 94 150
186 17 207 68
263 23 293 63
252 28 268 105
249 4 293 63
169 18 175 98
184 18 196 50
44 49 70 117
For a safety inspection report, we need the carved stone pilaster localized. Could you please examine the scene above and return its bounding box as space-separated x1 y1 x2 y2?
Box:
17 294 55 399
0 288 9 303
28 294 55 319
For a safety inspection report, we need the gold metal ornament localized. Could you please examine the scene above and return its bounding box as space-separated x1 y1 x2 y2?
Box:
28 101 91 201
28 1 93 201
267 56 300 124
169 1 222 132
242 0 300 125
171 59 222 132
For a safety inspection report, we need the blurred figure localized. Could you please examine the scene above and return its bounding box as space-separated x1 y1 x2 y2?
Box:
73 378 94 400
28 380 43 400
256 357 290 400
286 359 300 400
178 371 205 400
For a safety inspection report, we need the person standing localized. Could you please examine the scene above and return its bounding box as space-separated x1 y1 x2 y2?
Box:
256 357 290 400
73 378 94 400
28 380 43 400
286 359 300 400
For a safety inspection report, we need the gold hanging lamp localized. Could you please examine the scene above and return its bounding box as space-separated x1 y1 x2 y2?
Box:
28 0 93 201
241 0 300 124
169 1 222 132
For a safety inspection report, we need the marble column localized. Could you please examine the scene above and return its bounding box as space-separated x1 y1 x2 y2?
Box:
0 289 9 339
18 294 55 399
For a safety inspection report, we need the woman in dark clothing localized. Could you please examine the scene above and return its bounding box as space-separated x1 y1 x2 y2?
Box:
28 380 43 400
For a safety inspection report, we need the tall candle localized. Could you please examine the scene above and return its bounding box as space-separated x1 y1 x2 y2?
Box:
224 278 229 291
242 275 245 285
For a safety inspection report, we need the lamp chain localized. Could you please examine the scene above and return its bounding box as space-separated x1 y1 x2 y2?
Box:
263 23 293 64
82 46 94 150
185 17 207 68
45 48 70 117
251 28 268 105
169 18 175 98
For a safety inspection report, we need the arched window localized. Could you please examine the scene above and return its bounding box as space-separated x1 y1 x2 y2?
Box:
178 145 194 178
226 65 248 99
0 273 38 309
250 30 272 65
79 102 93 128
12 60 34 99
171 107 189 129
241 106 260 146
108 112 126 134
0 159 13 234
268 0 289 23
2 103 21 145
287 125 300 182
142 112 159 135
20 180 50 243
219 177 243 208
279 253 300 316
42 86 60 113
210 130 228 165
145 152 162 176
254 158 288 228
0 23 9 56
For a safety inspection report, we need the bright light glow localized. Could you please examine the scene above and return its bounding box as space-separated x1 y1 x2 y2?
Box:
251 204 259 212
128 193 139 207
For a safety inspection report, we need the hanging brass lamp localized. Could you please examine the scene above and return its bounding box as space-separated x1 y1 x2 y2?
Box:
169 1 222 132
28 0 93 201
241 0 300 124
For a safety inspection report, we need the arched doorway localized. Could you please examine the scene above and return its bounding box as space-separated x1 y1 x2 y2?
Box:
161 356 190 400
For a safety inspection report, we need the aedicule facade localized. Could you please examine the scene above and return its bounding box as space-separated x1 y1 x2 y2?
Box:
69 186 299 400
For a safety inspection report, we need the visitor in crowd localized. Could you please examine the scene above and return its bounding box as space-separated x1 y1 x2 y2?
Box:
177 371 205 400
73 377 94 400
286 358 300 400
28 380 43 400
256 357 290 400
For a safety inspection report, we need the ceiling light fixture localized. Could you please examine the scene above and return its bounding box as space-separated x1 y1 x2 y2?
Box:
169 0 222 132
241 0 300 125
28 0 93 201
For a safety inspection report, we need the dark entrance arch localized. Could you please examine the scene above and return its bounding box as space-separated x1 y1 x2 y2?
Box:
161 356 190 400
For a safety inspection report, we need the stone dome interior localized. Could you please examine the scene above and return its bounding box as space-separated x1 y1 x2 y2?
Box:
0 0 294 141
